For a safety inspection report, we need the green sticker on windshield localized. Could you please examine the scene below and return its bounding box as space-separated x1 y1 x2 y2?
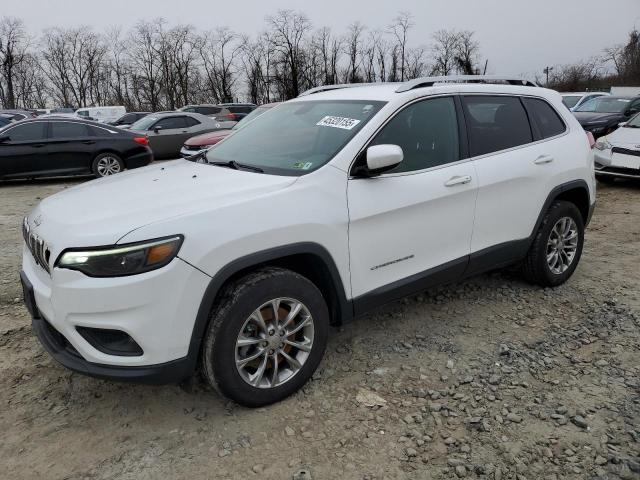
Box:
293 162 313 170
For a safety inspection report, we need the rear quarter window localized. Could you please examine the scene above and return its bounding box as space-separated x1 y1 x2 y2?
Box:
523 98 566 139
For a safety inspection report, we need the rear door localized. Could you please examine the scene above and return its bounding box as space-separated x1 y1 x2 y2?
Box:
148 116 189 158
46 121 96 174
0 122 48 177
464 95 565 271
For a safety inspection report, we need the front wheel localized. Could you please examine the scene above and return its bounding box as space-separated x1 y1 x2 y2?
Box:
201 268 329 407
92 153 124 178
522 201 585 287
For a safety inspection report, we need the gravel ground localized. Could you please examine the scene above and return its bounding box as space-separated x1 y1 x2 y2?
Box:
1 177 639 480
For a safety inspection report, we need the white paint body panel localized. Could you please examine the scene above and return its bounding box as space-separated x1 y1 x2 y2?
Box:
22 82 596 368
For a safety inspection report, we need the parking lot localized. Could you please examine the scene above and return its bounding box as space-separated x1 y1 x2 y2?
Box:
1 177 639 480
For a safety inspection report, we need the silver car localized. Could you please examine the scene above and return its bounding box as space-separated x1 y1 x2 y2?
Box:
129 112 225 159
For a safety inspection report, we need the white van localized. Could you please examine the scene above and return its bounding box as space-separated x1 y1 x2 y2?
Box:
76 106 126 123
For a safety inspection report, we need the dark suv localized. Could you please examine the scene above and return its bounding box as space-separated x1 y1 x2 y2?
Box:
218 103 257 121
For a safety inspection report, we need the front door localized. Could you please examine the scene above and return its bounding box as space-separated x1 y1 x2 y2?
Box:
46 121 96 175
0 122 49 178
347 96 477 309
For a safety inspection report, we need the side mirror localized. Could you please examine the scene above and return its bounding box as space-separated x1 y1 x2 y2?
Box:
0 135 10 144
365 144 404 175
153 126 162 134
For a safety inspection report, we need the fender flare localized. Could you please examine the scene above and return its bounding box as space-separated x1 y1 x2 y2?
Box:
183 242 351 373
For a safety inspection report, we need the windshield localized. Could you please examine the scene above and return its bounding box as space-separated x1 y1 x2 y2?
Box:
232 105 273 130
130 115 159 131
625 112 640 128
205 100 385 175
575 97 630 113
562 95 581 108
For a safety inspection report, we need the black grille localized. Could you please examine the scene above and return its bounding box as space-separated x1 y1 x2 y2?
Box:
612 147 640 158
23 218 51 274
76 327 144 357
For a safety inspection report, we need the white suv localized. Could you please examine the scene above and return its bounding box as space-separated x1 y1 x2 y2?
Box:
21 76 596 407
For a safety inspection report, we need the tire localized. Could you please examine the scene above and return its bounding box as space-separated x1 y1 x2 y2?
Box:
201 267 329 407
522 200 584 287
596 174 616 184
92 153 124 178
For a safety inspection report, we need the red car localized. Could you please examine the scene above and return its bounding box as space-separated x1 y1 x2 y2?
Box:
180 103 279 158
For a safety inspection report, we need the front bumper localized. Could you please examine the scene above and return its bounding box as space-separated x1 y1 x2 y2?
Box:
22 245 211 382
594 147 640 179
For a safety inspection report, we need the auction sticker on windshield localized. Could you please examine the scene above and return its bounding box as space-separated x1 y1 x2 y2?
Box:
317 116 361 130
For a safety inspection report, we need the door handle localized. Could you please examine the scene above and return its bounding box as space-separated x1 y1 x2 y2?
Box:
82 140 96 145
31 144 45 148
534 154 554 165
444 175 472 187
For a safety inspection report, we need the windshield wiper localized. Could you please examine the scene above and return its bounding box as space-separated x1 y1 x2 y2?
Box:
210 160 264 173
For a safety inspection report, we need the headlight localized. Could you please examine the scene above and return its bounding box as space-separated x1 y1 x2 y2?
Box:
594 138 612 151
56 235 183 277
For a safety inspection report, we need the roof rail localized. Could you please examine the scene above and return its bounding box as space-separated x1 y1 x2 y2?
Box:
395 75 538 93
298 83 388 97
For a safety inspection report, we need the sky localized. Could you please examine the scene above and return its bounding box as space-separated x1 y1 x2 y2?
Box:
3 0 640 78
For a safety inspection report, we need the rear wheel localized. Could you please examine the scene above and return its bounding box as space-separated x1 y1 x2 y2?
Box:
201 267 329 407
522 201 584 287
92 153 124 178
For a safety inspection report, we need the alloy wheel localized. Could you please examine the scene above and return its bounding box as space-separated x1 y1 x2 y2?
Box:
546 216 579 274
96 156 122 176
235 297 314 389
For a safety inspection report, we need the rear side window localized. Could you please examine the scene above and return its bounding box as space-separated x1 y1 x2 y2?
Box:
523 98 566 139
370 96 460 173
154 116 187 129
461 96 533 157
184 116 201 127
51 122 89 138
6 122 46 141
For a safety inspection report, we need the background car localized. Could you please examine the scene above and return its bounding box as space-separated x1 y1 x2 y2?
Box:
573 95 640 138
218 102 257 121
76 106 126 124
180 102 279 158
0 114 13 128
0 118 153 179
593 112 640 182
128 111 224 159
0 109 38 121
561 92 609 111
177 104 236 124
108 112 151 128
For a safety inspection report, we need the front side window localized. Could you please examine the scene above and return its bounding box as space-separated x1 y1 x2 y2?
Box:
130 116 158 131
205 100 385 175
5 122 46 142
523 98 566 139
51 122 89 138
462 96 533 157
154 116 187 130
368 96 460 173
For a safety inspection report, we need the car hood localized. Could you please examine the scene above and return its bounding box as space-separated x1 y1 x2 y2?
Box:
573 112 622 125
27 160 297 257
607 126 640 146
185 129 232 146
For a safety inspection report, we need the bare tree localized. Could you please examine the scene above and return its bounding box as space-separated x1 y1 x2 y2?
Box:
199 27 242 103
388 12 413 81
454 30 480 75
430 29 459 76
343 22 365 83
267 10 311 98
0 17 29 109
